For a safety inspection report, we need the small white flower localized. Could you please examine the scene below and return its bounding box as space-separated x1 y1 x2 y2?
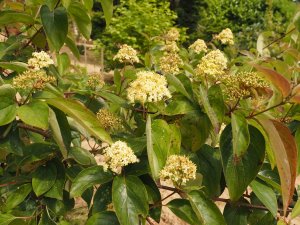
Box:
113 44 139 64
27 51 54 71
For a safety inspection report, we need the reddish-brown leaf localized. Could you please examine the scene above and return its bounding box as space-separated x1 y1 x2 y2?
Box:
253 65 291 98
258 119 297 216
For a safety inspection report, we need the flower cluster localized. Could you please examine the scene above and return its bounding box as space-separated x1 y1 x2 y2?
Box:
160 155 197 186
127 71 171 104
221 72 269 102
160 52 183 75
195 50 228 81
27 51 54 71
101 141 139 174
214 28 234 45
189 39 208 54
164 28 180 42
87 73 105 89
13 70 56 90
113 44 139 64
163 41 180 52
96 108 122 131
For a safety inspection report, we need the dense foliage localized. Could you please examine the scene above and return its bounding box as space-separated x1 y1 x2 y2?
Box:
173 0 298 49
1 0 300 225
92 0 180 68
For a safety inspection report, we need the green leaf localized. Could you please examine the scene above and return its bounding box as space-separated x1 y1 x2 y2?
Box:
294 126 300 175
167 199 201 225
0 62 27 73
207 85 225 122
70 166 113 197
44 161 66 200
17 101 49 130
166 74 192 101
86 211 120 225
198 84 219 129
82 0 93 11
69 147 96 165
38 212 56 225
45 98 112 144
220 125 265 201
40 5 68 52
291 199 300 219
57 53 70 75
99 0 113 26
0 84 17 126
250 179 277 217
5 183 32 210
112 175 148 225
32 162 57 196
65 36 80 59
92 182 112 214
0 213 17 225
231 112 250 157
164 98 196 115
0 10 34 25
258 119 297 216
49 108 71 159
223 202 250 225
0 41 21 60
68 2 91 39
146 117 175 179
194 145 222 197
187 190 226 225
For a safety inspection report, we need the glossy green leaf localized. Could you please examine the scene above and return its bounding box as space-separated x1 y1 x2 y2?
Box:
194 145 222 197
17 101 49 130
44 161 65 200
208 85 225 122
0 84 17 126
250 179 277 217
46 98 112 144
231 112 250 157
112 175 148 225
224 202 250 225
49 108 71 159
164 98 195 115
220 125 265 201
5 183 32 210
70 166 113 197
40 5 68 51
167 199 201 225
32 162 57 196
188 190 226 225
258 119 297 216
86 211 120 225
0 10 34 25
69 147 96 165
99 0 113 26
68 2 91 39
92 182 112 214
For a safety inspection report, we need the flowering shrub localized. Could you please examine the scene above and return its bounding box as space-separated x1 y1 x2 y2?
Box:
1 1 300 225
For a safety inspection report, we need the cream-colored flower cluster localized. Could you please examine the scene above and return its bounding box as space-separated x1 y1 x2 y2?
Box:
87 73 105 89
195 49 228 81
113 44 139 64
165 28 180 42
160 52 183 75
101 141 139 174
221 71 269 102
127 71 171 104
163 41 180 52
28 51 54 71
215 28 234 45
13 70 56 90
160 155 197 186
96 108 122 131
189 39 208 54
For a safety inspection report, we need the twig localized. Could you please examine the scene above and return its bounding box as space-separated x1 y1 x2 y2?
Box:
157 185 181 193
247 101 286 118
263 28 296 50
0 181 17 187
17 123 51 138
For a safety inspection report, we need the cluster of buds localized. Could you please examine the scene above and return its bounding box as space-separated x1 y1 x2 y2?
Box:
214 28 234 45
189 39 208 54
96 108 122 131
